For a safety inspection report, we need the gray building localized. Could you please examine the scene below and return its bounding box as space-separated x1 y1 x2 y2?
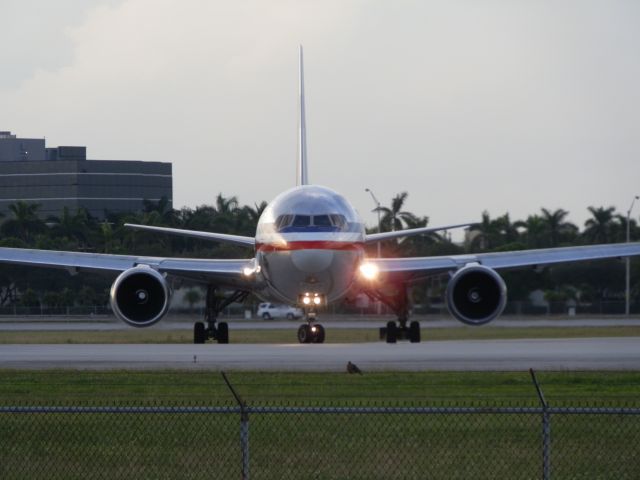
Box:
0 131 172 219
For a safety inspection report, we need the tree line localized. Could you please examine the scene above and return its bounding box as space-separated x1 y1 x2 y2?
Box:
0 192 638 309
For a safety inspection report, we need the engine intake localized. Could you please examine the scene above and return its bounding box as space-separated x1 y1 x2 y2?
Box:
110 266 171 327
446 264 507 326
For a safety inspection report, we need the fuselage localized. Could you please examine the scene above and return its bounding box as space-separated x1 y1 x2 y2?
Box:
254 185 366 306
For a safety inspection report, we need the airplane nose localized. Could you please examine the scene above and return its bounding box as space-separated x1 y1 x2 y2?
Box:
291 250 334 273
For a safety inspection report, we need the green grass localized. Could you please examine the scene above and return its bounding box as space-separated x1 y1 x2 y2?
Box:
2 370 640 405
1 371 640 479
1 325 640 344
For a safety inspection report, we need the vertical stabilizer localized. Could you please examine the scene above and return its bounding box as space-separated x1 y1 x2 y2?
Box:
297 45 309 185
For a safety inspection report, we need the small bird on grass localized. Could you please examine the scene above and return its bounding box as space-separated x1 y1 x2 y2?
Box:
347 361 363 375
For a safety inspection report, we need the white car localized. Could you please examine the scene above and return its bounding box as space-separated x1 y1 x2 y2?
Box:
257 303 303 320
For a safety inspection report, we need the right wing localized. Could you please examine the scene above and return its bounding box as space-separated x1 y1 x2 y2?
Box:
370 242 640 282
0 247 257 289
365 223 475 244
124 224 255 248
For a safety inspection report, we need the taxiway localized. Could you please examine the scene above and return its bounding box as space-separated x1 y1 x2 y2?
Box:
1 337 639 371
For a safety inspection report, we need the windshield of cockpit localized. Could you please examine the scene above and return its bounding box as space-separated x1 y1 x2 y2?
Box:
257 186 364 236
274 213 348 232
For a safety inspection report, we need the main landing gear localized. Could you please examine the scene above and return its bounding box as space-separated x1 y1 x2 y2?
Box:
366 285 422 344
194 287 248 344
379 317 421 344
297 312 325 344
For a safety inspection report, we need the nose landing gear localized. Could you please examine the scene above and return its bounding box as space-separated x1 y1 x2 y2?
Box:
297 312 325 343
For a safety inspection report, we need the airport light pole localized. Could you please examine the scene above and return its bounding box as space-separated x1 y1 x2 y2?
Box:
626 195 639 316
365 188 382 315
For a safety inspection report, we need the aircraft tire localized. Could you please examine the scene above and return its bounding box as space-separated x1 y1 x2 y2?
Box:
297 324 311 343
386 321 397 344
409 321 421 343
217 322 229 344
313 324 325 344
194 322 206 344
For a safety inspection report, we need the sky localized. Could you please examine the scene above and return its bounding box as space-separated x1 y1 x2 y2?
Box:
2 0 640 237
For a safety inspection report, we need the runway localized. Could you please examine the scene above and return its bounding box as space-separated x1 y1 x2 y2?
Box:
2 337 639 371
2 317 640 331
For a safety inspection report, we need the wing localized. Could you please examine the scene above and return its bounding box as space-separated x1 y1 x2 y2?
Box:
370 242 640 282
124 224 255 247
365 223 475 244
0 247 256 289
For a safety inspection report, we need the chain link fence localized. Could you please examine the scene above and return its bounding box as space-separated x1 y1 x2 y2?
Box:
1 380 640 478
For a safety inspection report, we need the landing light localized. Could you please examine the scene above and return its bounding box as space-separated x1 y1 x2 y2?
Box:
299 292 325 307
242 263 261 277
359 262 379 281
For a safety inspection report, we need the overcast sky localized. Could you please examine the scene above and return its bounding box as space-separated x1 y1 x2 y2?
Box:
2 0 639 235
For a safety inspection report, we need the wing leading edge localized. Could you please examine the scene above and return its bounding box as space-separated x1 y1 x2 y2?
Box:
365 222 475 244
0 247 256 289
124 224 255 247
370 242 640 281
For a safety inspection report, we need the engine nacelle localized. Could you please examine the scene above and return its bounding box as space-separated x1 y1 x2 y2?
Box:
110 266 171 327
445 264 507 326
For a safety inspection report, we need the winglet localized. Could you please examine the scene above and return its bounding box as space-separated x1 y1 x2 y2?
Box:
297 45 309 186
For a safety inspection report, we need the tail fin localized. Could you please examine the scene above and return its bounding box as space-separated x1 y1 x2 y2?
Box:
297 45 309 186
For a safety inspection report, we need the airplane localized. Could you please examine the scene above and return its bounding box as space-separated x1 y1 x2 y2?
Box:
2 46 640 345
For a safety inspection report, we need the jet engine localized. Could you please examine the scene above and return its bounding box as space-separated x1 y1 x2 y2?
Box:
110 266 171 327
445 264 507 326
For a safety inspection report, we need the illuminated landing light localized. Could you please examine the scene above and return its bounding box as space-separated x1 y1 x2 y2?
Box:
359 262 379 281
299 292 325 307
242 262 261 277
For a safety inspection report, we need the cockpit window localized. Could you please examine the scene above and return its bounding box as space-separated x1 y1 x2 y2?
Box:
329 214 346 229
313 215 332 227
275 215 294 230
292 215 311 227
271 213 351 232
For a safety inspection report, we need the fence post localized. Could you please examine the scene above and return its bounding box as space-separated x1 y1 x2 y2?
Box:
530 369 550 480
222 371 249 480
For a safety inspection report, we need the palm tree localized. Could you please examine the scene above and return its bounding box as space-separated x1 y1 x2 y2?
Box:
1 201 44 242
211 193 241 232
143 196 177 226
540 208 576 247
468 211 502 251
583 206 617 244
46 207 92 246
515 214 547 248
374 192 421 232
238 201 268 235
492 213 519 245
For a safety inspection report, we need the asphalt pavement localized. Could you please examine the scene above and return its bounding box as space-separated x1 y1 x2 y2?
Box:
1 337 639 371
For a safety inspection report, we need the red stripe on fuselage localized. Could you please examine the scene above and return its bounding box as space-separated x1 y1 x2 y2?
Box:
256 241 364 252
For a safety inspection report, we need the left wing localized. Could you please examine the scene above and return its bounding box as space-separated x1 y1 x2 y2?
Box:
370 242 640 281
0 247 256 288
124 224 255 247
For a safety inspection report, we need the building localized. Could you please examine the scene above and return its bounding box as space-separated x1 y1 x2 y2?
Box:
0 131 172 219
